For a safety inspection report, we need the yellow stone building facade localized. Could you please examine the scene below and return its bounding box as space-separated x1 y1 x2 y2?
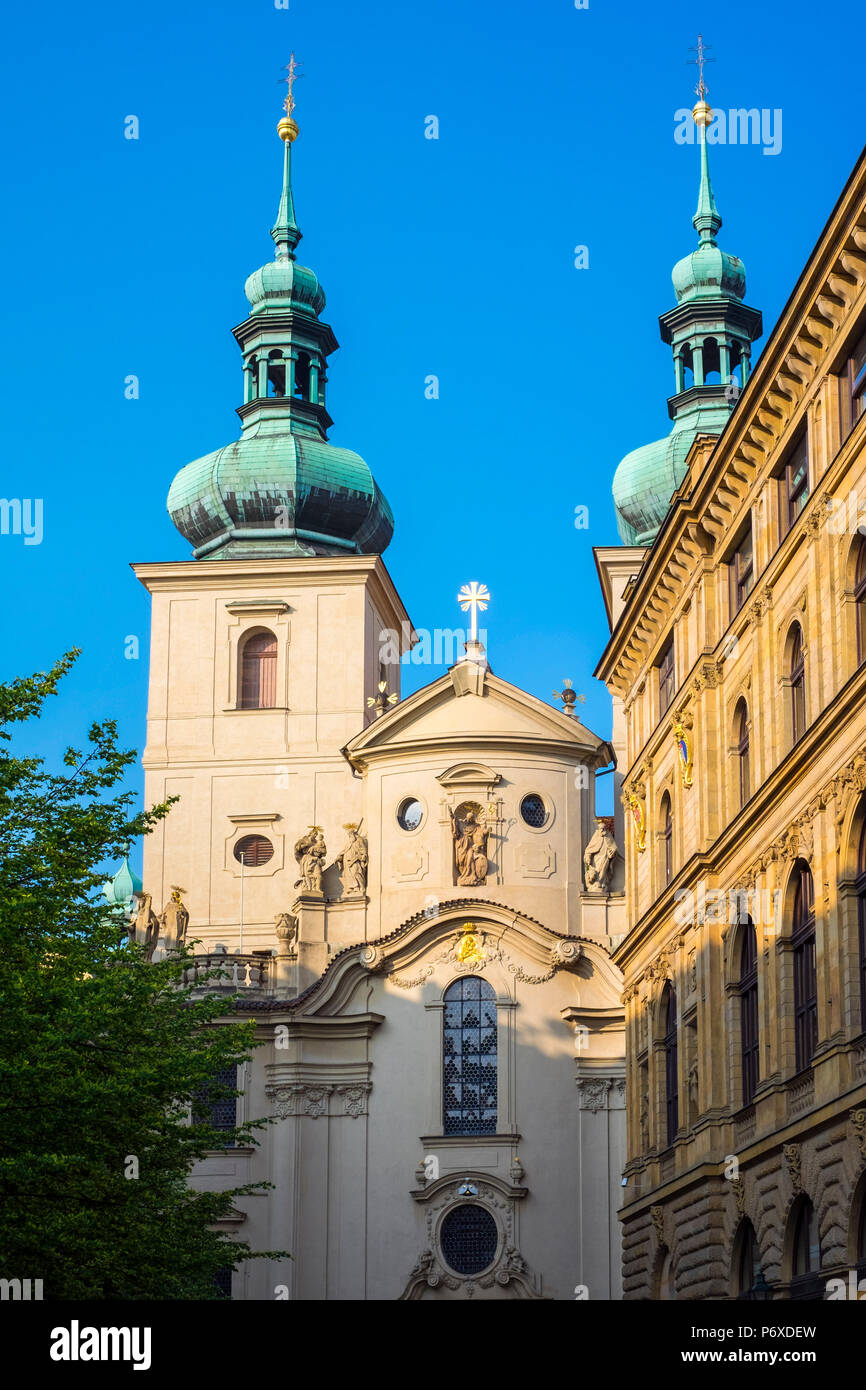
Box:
596 145 866 1298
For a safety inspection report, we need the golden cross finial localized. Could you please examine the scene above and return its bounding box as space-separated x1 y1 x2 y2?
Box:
283 53 301 117
687 33 714 102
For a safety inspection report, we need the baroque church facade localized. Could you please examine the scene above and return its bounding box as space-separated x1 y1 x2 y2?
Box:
124 92 628 1300
595 91 866 1298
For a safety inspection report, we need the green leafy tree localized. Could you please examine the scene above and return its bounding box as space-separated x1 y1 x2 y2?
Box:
0 653 286 1299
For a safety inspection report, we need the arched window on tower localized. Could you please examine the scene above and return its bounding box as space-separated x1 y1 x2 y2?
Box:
266 350 286 398
443 976 497 1136
738 917 759 1105
662 982 678 1147
294 351 311 401
789 624 806 744
791 860 817 1072
703 336 721 384
858 816 866 1033
660 792 673 888
239 631 277 709
735 699 750 808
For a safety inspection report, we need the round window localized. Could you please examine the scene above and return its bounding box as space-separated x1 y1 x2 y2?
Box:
520 793 548 828
440 1203 498 1275
234 834 274 866
397 798 424 832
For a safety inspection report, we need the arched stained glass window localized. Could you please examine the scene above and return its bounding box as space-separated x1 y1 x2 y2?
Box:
443 976 497 1136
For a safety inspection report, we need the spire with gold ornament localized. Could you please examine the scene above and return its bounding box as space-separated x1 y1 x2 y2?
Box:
611 37 763 547
168 57 394 559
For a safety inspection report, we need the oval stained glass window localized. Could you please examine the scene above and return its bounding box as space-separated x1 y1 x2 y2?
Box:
520 793 547 828
397 798 424 831
440 1204 498 1275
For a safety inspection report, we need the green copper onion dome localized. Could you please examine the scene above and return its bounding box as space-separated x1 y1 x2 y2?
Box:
612 98 762 547
103 856 142 918
168 94 394 560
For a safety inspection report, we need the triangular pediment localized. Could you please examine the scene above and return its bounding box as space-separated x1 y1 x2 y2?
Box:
345 665 610 767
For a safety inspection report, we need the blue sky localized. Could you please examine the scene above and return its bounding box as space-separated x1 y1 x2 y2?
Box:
1 0 862 852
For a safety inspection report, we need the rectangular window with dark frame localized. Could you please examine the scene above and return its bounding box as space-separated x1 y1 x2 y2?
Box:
779 432 810 537
792 866 817 1073
841 327 866 438
658 639 675 717
729 523 755 615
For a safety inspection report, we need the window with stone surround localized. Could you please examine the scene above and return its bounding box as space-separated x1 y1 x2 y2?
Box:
657 638 675 717
788 623 807 745
442 977 497 1136
729 523 755 615
660 792 673 888
662 983 678 1147
840 324 866 437
738 917 759 1106
778 431 810 539
238 629 277 709
734 698 751 808
791 860 817 1072
858 817 866 1033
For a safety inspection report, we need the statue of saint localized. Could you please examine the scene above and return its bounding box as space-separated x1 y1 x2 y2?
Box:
336 823 368 894
583 818 618 893
131 891 161 961
294 827 326 893
450 807 489 886
159 886 189 951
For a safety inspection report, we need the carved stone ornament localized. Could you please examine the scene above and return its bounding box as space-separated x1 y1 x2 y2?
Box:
265 1082 339 1120
783 1142 802 1193
730 1176 747 1216
576 1078 613 1112
400 1182 542 1300
650 1205 665 1247
550 939 583 969
850 1108 866 1164
359 944 386 971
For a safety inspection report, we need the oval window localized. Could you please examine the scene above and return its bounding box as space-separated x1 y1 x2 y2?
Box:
440 1203 498 1275
520 793 547 828
234 834 274 866
397 798 424 832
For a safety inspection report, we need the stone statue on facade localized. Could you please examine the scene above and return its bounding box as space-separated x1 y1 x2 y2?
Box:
583 817 618 893
159 886 189 952
294 827 326 893
130 891 161 961
640 1089 650 1150
450 806 489 886
336 822 368 894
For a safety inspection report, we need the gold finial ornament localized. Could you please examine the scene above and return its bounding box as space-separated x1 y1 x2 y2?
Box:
278 52 301 142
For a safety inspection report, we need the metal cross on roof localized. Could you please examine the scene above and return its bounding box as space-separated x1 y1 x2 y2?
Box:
687 33 714 101
552 678 587 716
457 582 490 643
281 52 302 117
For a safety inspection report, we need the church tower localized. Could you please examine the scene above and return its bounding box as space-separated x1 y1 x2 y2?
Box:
134 75 412 980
